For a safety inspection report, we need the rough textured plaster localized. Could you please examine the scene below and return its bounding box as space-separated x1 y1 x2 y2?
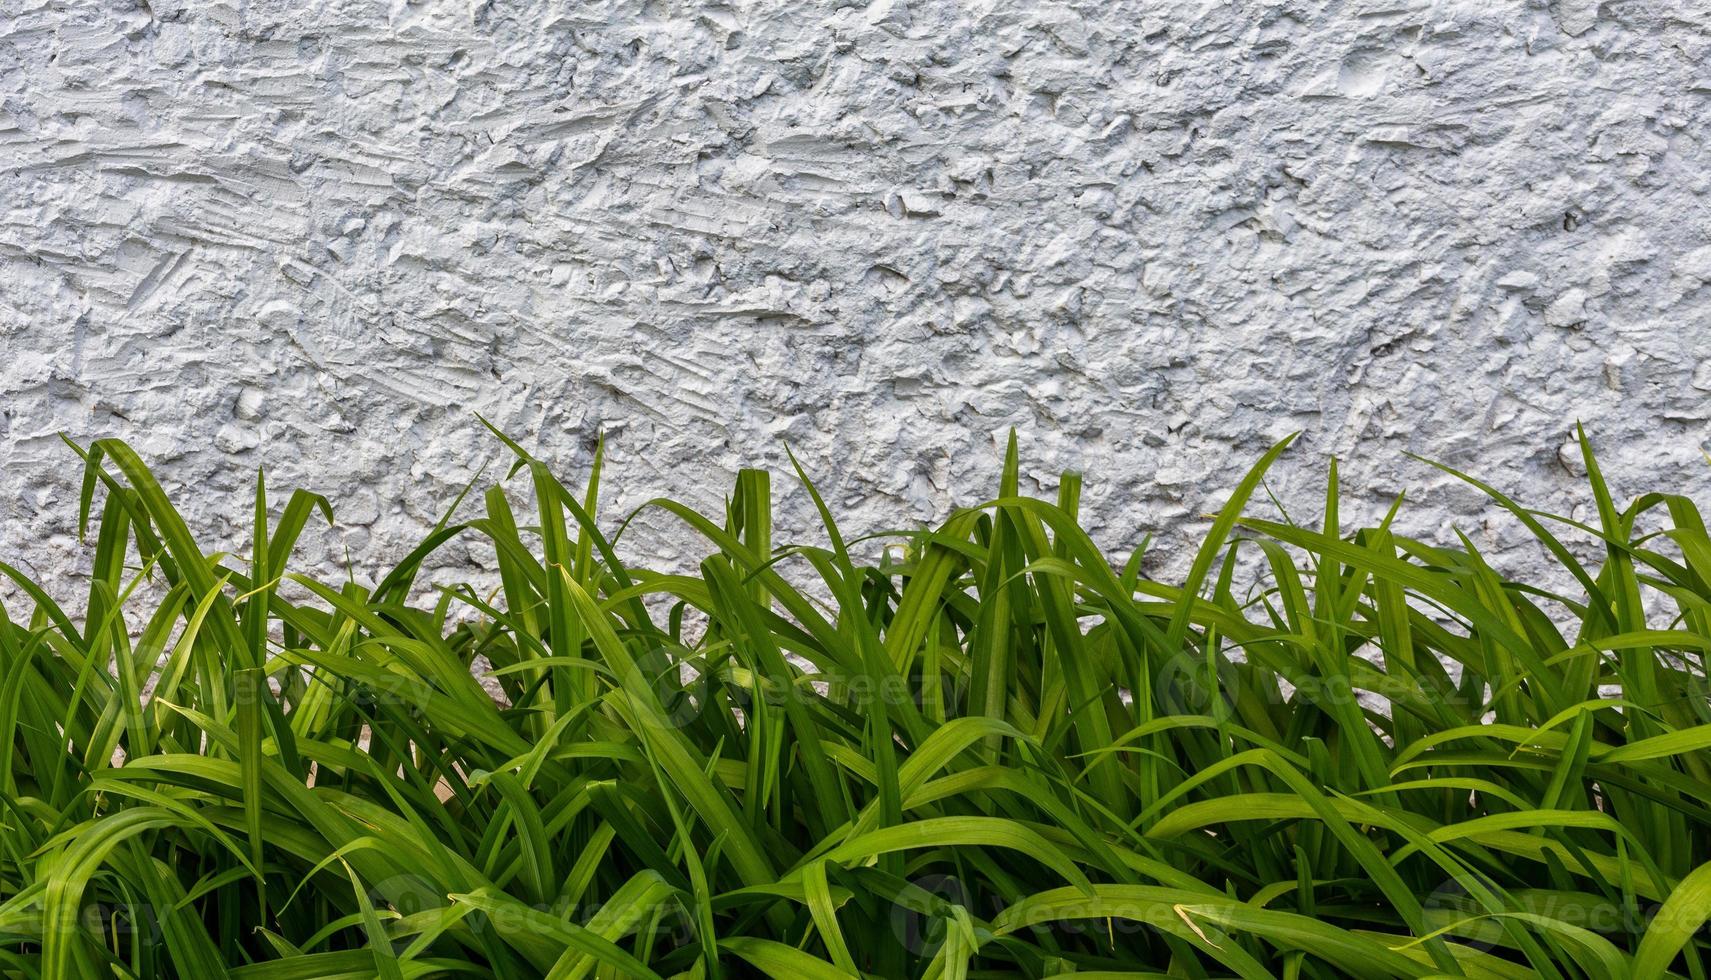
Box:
3 0 1711 599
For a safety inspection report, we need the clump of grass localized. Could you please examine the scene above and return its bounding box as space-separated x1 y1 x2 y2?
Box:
0 426 1708 978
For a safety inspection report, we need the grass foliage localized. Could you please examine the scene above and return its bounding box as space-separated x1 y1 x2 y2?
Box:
0 427 1709 978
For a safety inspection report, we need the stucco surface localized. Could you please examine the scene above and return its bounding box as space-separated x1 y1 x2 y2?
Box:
3 0 1711 594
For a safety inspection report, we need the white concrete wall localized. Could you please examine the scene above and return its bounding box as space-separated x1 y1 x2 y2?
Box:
3 0 1710 593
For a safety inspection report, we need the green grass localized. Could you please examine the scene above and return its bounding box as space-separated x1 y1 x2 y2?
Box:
0 425 1708 978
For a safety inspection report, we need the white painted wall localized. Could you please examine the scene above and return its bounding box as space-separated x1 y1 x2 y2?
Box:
3 0 1710 594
